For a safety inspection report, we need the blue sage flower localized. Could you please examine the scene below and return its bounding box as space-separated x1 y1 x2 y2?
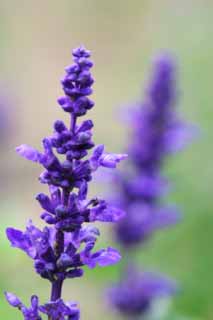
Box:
5 46 127 319
108 54 191 318
113 54 189 248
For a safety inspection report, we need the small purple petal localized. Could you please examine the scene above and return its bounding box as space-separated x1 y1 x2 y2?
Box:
94 247 121 267
90 144 104 171
36 193 55 214
6 228 33 256
31 295 39 310
100 153 128 168
85 247 121 268
5 292 22 308
90 205 125 222
16 144 42 162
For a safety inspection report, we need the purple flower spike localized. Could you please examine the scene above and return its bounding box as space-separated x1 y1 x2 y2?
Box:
110 54 189 247
107 54 193 317
6 46 126 319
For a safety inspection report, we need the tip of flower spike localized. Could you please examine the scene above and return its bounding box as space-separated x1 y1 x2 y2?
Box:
72 45 91 58
147 52 176 110
153 52 175 72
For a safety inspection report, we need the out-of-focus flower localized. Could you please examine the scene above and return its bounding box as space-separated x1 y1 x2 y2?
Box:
112 55 185 248
108 54 191 318
109 266 177 317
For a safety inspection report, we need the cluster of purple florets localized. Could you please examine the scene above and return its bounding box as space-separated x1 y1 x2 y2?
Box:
108 55 191 317
5 293 80 320
5 46 126 320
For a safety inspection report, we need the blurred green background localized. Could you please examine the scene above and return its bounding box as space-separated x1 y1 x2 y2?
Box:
0 0 212 319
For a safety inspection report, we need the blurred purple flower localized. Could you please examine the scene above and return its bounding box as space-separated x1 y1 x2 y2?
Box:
108 54 192 317
115 204 180 246
113 54 188 247
109 266 177 317
0 93 14 145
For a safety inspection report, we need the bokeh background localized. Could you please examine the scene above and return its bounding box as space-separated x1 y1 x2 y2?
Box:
0 0 212 319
